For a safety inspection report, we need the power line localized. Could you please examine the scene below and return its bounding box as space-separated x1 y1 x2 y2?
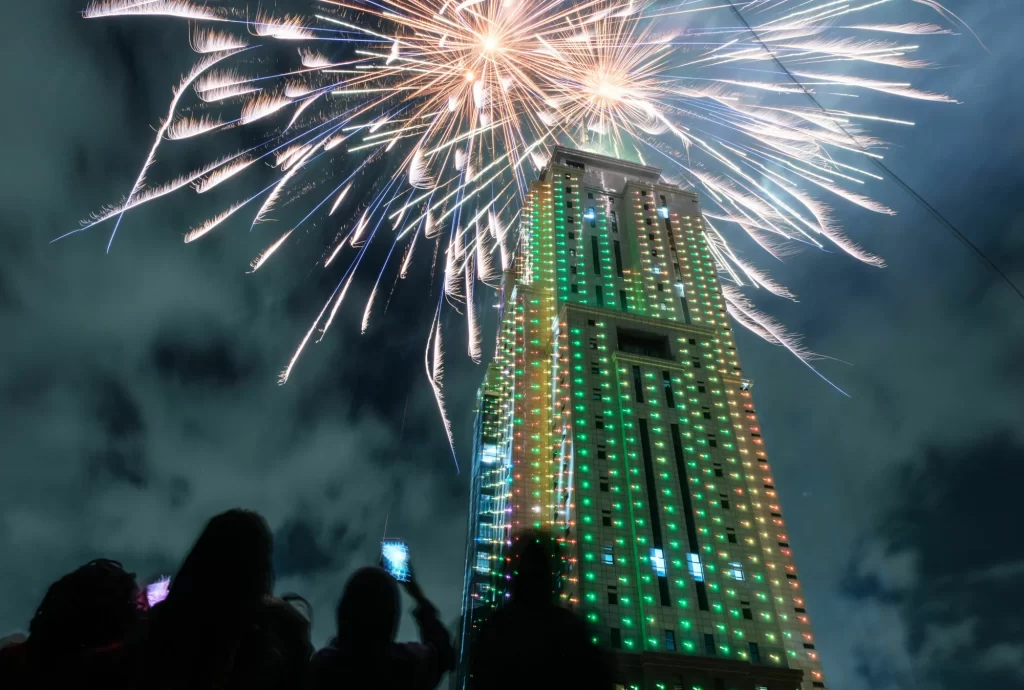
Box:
724 1 1024 303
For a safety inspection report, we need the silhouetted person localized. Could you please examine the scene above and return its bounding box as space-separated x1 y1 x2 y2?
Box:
144 508 312 690
0 559 147 690
470 532 614 690
307 565 454 690
0 633 27 651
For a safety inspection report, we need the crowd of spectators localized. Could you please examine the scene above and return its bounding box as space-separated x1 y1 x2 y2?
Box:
0 509 611 690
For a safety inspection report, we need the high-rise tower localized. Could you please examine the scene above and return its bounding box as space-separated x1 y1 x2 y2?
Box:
457 147 825 690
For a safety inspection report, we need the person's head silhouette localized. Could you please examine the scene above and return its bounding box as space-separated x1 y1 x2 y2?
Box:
167 508 273 614
334 567 400 648
29 558 143 656
509 531 558 608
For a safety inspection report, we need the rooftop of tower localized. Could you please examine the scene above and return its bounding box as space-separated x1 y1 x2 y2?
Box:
545 145 690 196
548 145 663 179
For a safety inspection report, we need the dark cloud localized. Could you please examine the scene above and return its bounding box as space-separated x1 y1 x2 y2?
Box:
150 322 259 389
81 377 148 488
1 2 1022 689
825 433 1024 689
274 520 338 580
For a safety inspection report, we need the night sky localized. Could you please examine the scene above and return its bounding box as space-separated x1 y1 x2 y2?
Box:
1 2 1022 689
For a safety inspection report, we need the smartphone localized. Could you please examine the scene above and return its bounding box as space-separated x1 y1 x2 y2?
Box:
381 539 411 582
146 575 171 607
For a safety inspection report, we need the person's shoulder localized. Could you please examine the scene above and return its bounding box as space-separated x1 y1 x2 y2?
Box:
0 640 29 679
550 606 586 624
476 604 526 640
389 641 434 663
547 606 599 642
306 643 341 683
0 634 27 651
310 641 339 661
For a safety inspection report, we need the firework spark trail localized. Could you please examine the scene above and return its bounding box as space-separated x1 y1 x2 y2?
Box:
75 0 967 454
724 285 850 397
195 157 256 193
93 47 245 250
184 201 249 243
425 297 458 469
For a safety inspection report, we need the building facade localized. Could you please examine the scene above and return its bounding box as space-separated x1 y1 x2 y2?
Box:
457 147 825 690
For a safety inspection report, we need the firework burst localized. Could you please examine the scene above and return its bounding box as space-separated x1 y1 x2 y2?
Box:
73 0 965 455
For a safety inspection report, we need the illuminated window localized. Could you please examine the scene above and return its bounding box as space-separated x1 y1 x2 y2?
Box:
650 548 667 577
726 562 744 581
687 553 704 581
665 629 676 651
603 546 614 565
